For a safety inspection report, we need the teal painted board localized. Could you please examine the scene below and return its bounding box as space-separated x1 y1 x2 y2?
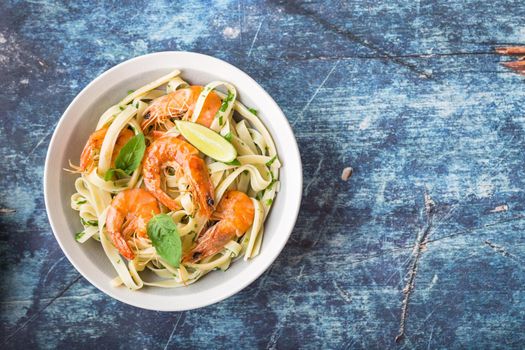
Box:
1 0 525 349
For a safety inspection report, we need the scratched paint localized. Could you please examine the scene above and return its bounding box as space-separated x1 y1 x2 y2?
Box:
1 0 525 349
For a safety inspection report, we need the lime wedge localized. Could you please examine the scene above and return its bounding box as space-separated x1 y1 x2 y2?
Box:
175 120 237 162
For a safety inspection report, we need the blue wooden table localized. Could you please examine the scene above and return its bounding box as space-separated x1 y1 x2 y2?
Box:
1 0 525 348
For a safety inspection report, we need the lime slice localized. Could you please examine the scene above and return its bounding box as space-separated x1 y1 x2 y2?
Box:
175 120 237 162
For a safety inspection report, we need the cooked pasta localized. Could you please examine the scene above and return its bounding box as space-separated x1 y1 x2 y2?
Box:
69 70 280 289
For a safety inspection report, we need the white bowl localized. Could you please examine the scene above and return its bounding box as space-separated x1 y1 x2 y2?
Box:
44 52 302 311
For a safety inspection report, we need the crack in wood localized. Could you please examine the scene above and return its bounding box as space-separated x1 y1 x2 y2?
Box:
3 275 81 344
484 240 524 264
271 0 432 78
426 214 525 244
163 312 185 350
395 191 436 343
267 51 498 62
332 280 352 303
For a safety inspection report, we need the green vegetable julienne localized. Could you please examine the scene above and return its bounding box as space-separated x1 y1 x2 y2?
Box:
81 218 98 227
224 132 233 142
147 214 182 268
266 155 277 167
219 90 234 112
248 107 258 115
75 231 85 241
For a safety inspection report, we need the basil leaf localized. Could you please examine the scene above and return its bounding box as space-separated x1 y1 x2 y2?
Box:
114 133 146 175
147 214 182 267
104 168 129 181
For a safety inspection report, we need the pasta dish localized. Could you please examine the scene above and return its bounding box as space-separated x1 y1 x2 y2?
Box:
68 70 280 289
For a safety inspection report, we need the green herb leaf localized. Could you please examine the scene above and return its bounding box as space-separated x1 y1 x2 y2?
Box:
256 191 264 200
266 155 277 167
127 89 135 95
114 133 146 175
219 115 223 125
248 107 258 115
80 218 98 227
266 178 277 190
224 132 233 142
104 168 129 181
75 231 85 241
119 106 125 111
225 159 241 166
76 199 87 205
147 214 182 267
265 199 273 206
219 90 235 113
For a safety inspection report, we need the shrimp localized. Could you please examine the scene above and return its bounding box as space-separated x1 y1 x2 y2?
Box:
79 126 134 172
184 191 254 263
496 46 525 75
106 188 160 260
141 86 222 130
142 135 215 218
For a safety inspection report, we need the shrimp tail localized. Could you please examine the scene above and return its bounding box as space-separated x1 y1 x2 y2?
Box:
79 127 108 171
110 231 136 260
106 206 136 260
147 179 182 212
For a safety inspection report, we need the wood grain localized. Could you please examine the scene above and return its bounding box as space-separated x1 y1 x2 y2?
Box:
1 0 525 348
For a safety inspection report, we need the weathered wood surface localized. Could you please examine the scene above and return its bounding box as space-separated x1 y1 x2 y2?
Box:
1 0 525 348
